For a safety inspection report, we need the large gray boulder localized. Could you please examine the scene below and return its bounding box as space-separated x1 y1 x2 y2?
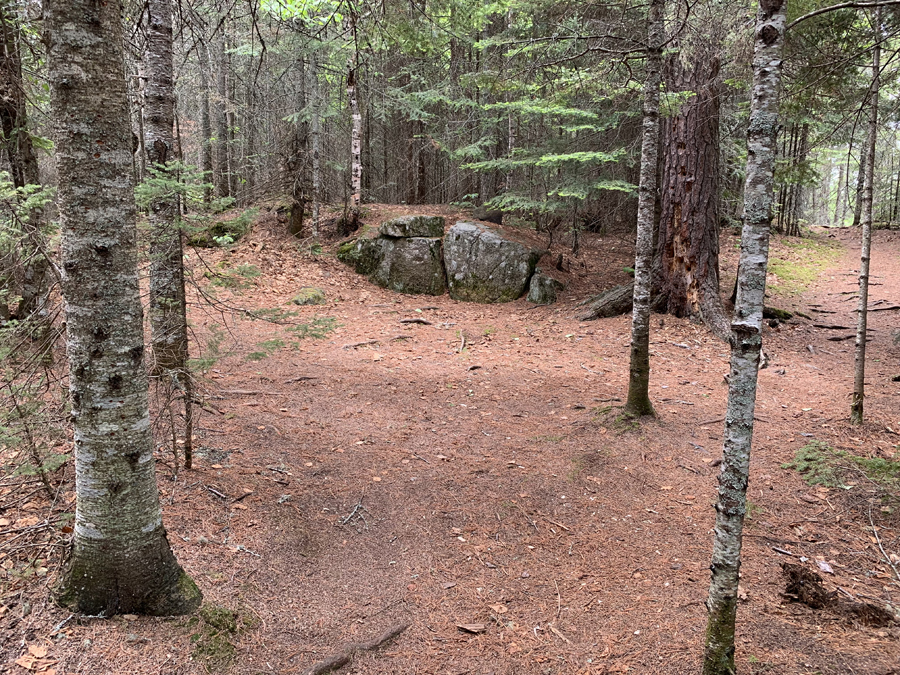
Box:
443 222 542 303
527 268 564 305
380 215 445 238
336 236 387 276
369 237 446 295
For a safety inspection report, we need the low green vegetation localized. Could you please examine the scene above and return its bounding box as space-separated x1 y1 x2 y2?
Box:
767 237 842 296
188 603 257 672
189 207 259 248
244 316 338 361
204 261 261 289
783 441 900 508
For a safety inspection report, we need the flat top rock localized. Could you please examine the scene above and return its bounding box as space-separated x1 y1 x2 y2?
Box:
380 215 445 238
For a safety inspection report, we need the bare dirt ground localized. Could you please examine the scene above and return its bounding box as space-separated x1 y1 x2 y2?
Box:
2 206 899 675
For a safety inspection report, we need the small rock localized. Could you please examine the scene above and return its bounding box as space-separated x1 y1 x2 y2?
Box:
291 287 327 306
527 268 565 305
473 206 503 225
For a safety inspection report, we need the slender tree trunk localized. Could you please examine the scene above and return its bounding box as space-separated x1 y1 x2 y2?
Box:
348 51 362 212
656 49 729 339
703 3 785 673
625 0 664 418
309 54 321 237
853 146 866 227
0 0 48 323
892 163 900 224
851 14 880 425
197 42 213 204
214 32 230 198
47 0 201 616
834 162 844 226
143 0 192 467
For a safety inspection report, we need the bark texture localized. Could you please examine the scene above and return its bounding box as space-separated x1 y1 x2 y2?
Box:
348 60 362 210
0 0 49 322
703 2 785 673
214 33 230 198
144 0 192 467
144 0 188 374
656 48 729 339
310 54 321 237
852 12 880 425
197 42 213 204
625 0 664 417
47 0 201 616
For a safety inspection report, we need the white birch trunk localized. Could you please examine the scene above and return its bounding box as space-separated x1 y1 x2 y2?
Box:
703 2 785 672
47 0 201 615
625 0 664 417
348 59 362 210
852 10 880 425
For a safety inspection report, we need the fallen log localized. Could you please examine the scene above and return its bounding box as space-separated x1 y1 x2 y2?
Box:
577 283 634 321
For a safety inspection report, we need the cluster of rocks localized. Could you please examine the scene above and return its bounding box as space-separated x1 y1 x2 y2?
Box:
337 215 564 304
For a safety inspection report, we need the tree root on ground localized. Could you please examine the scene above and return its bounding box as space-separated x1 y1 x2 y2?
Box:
303 623 410 675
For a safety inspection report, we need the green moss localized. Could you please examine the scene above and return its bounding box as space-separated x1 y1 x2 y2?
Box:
199 604 238 632
191 604 241 672
783 441 900 491
291 287 327 306
337 237 386 275
768 236 842 296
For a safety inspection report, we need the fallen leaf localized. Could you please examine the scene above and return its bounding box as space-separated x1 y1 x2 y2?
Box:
817 560 834 574
14 655 35 670
372 476 382 482
456 623 487 633
441 582 457 589
737 586 748 601
0 518 9 526
210 464 223 469
489 604 508 614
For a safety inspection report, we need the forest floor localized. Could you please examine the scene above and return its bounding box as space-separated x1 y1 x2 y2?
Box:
2 205 900 675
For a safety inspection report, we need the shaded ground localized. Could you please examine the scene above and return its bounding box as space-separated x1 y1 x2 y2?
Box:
2 207 899 675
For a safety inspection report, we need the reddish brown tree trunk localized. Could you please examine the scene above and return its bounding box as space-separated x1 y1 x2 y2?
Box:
656 55 729 339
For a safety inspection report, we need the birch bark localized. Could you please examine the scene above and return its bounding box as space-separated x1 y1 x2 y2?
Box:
625 0 664 417
348 61 362 211
703 2 785 672
47 0 201 615
851 8 880 425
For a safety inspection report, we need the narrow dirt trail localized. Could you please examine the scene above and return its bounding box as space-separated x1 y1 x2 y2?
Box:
3 217 898 675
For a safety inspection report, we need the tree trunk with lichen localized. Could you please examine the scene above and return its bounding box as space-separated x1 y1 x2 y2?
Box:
703 2 785 673
143 0 193 468
625 0 664 418
47 0 201 616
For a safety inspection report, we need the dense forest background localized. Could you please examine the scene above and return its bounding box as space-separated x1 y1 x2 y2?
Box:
3 1 900 248
2 1 900 674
